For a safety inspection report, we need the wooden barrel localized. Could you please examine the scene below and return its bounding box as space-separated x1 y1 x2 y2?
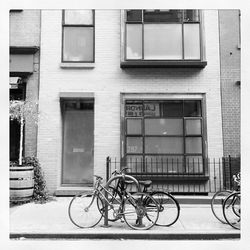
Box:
10 165 34 201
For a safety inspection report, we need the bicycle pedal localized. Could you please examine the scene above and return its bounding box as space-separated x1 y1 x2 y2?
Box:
120 219 125 223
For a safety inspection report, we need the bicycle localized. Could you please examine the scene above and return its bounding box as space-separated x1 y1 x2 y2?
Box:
222 191 240 230
211 172 240 226
68 174 160 230
103 167 180 227
138 180 180 227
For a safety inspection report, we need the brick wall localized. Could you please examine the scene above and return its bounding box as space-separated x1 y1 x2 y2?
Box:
9 10 41 157
38 10 223 193
219 10 241 156
10 10 40 46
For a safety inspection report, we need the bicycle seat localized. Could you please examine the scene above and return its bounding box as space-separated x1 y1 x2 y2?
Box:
124 180 134 185
138 180 152 188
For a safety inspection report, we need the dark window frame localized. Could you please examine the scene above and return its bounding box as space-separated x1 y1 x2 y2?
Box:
61 10 95 63
124 99 206 175
124 9 204 63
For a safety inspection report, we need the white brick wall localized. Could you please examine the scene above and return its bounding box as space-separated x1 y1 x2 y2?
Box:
38 10 223 193
10 10 41 46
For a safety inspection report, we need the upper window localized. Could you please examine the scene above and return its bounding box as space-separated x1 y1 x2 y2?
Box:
123 10 205 67
62 10 95 62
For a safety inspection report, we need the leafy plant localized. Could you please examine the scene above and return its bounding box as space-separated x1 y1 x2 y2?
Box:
20 157 50 203
9 100 38 165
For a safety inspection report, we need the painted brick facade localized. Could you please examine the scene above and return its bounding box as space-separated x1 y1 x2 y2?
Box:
219 10 241 156
38 10 223 194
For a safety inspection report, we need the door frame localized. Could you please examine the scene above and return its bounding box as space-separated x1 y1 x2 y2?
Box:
60 96 95 187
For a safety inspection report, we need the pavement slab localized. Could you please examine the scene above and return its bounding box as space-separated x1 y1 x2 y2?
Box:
9 197 240 240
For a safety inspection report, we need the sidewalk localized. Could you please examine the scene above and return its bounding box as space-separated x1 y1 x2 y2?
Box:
9 197 240 240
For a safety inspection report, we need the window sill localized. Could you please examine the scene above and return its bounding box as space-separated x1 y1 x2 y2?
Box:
60 62 95 69
131 173 209 182
120 60 207 68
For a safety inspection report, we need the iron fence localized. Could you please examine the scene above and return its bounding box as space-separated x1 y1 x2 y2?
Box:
106 156 240 194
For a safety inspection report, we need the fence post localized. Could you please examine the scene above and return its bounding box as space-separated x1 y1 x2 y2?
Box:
103 156 110 227
106 156 110 182
228 155 232 189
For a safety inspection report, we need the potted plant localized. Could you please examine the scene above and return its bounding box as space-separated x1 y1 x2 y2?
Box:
9 100 39 202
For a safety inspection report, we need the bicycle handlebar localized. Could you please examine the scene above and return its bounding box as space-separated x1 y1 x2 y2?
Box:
111 167 131 176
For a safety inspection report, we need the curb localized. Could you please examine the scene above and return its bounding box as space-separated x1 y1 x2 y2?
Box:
10 233 240 240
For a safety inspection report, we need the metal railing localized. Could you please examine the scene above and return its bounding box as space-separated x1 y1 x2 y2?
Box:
106 156 240 194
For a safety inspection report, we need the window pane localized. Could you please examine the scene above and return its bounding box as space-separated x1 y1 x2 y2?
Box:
184 100 201 117
183 10 199 22
186 156 203 173
185 137 202 154
127 119 142 134
184 24 200 59
63 27 93 62
145 137 183 154
144 24 182 59
126 24 142 59
64 10 93 25
144 102 160 117
126 137 143 153
125 103 143 117
162 101 183 117
126 155 143 172
144 10 183 22
126 10 142 22
145 155 184 173
145 118 183 135
185 119 202 135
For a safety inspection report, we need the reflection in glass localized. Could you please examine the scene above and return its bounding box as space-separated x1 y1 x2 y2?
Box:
126 10 142 22
184 24 200 59
64 10 93 25
126 155 143 172
145 155 184 173
145 137 183 154
143 102 160 117
127 119 142 135
162 101 183 117
186 156 203 173
185 137 202 154
184 100 201 117
126 137 143 153
183 10 199 22
63 27 93 62
185 119 202 135
144 10 183 22
145 118 183 135
126 24 142 59
144 24 182 59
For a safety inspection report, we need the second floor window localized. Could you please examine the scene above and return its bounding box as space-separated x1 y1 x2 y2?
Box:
125 10 201 61
62 10 94 62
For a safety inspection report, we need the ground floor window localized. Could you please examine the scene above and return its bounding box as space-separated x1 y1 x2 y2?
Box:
124 99 205 175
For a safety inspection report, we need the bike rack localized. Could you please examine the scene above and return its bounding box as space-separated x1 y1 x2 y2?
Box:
103 174 141 228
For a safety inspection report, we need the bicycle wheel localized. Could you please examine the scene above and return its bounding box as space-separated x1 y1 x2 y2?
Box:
211 190 232 223
149 191 180 226
68 192 104 228
123 192 159 230
223 192 240 230
97 186 122 222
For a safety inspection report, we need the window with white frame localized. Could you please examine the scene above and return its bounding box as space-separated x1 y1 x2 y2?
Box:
62 10 95 62
124 10 202 61
124 99 205 175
